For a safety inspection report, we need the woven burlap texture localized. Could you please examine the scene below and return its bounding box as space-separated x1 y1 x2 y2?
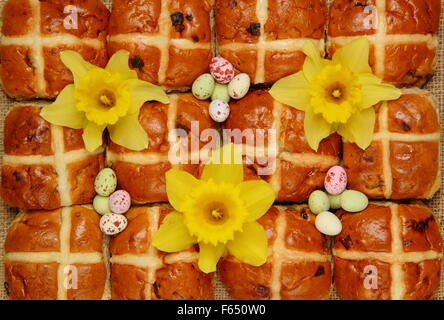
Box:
0 0 443 300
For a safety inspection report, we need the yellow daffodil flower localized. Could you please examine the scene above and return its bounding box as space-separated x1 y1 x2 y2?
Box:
269 38 401 150
40 50 169 152
152 143 276 273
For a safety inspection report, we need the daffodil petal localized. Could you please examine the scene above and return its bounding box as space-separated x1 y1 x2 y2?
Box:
108 113 148 151
60 50 94 83
359 73 402 109
304 109 333 151
338 107 375 149
126 78 169 114
82 122 105 152
165 169 200 211
152 211 197 253
201 143 243 185
302 40 325 81
332 38 372 74
269 72 310 111
227 221 268 267
198 242 225 273
239 180 275 222
40 85 86 129
105 50 138 81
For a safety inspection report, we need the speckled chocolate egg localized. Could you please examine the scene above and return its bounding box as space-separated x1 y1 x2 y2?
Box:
209 99 230 123
100 213 128 235
210 56 235 84
192 73 215 100
328 193 342 210
228 73 250 99
109 190 131 214
340 190 369 213
94 168 117 197
93 195 110 215
324 166 347 195
211 83 230 102
308 190 330 214
315 211 342 236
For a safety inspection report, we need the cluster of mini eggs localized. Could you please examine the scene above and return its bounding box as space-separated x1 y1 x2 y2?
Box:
93 168 131 235
309 166 369 236
192 56 251 123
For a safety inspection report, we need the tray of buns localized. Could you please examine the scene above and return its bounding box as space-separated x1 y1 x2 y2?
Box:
0 0 443 300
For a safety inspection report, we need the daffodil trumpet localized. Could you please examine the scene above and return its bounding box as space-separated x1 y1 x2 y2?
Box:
152 143 276 273
40 50 169 152
270 38 401 151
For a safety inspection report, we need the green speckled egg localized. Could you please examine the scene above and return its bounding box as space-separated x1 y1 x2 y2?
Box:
341 190 369 213
93 195 110 215
94 168 117 196
308 190 330 214
328 193 342 210
192 73 215 100
211 83 230 102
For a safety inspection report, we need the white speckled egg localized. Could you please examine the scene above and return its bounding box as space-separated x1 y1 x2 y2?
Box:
315 211 342 236
210 56 235 84
192 73 215 100
100 213 128 235
93 195 110 215
109 190 131 214
340 190 369 213
209 99 230 123
308 190 330 214
228 73 250 100
324 166 347 195
211 83 230 102
94 168 117 197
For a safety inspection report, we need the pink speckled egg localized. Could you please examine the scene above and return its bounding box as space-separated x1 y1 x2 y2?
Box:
324 166 347 195
100 213 128 235
210 56 235 84
109 190 131 214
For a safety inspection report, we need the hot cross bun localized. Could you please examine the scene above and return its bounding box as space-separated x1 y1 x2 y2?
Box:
110 205 215 300
220 205 332 300
0 0 109 99
334 202 442 300
343 88 440 200
328 0 441 87
4 206 109 300
108 0 213 90
215 0 327 84
224 89 341 202
1 104 105 210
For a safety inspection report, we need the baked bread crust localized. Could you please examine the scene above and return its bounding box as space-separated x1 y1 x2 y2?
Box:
215 0 327 84
110 205 215 300
327 0 441 86
220 205 332 300
1 104 105 210
4 206 109 300
343 88 440 200
224 89 341 202
106 94 215 204
108 0 213 90
0 0 109 99
334 202 442 300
